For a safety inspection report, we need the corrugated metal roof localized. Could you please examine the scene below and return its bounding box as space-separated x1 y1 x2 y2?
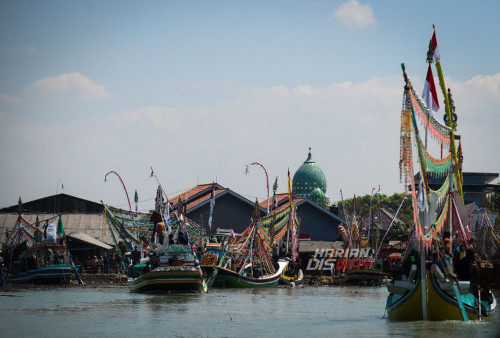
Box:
0 213 114 245
67 232 113 250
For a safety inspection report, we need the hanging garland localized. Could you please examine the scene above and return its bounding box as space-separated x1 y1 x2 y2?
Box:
420 139 453 176
410 89 451 146
400 90 413 190
422 194 450 242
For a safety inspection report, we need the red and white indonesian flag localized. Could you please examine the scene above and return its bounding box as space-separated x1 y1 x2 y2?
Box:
422 64 440 116
431 29 440 61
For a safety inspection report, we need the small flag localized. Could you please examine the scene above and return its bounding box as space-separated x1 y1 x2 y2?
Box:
431 27 440 61
46 219 57 242
208 183 216 228
150 169 154 177
417 180 426 211
272 176 278 208
287 168 295 213
57 215 65 237
422 64 440 116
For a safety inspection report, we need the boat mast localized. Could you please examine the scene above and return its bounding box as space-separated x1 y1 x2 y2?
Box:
429 25 464 203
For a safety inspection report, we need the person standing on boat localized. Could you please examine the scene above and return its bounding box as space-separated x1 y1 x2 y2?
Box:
131 247 141 265
150 211 162 244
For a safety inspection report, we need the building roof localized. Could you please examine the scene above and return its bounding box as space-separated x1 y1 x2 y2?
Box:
0 193 103 214
292 149 327 197
170 183 263 214
462 172 499 184
0 213 113 245
67 232 113 250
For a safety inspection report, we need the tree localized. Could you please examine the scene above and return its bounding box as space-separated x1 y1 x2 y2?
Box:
337 192 412 241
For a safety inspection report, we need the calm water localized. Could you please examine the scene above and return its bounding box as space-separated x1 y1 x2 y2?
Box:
0 285 499 337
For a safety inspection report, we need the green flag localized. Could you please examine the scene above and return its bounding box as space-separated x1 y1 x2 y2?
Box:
57 215 65 237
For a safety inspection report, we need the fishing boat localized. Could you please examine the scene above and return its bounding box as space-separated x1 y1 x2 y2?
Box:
386 27 496 321
7 244 74 285
103 184 206 293
328 194 388 287
279 260 304 285
128 244 207 293
3 215 76 285
201 223 290 288
202 175 299 288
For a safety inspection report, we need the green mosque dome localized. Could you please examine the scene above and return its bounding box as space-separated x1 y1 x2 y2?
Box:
309 187 329 207
292 149 327 197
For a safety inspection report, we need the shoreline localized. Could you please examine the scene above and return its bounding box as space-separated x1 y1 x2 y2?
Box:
0 273 389 290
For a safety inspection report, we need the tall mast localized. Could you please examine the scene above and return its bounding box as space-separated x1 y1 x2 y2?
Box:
429 25 464 202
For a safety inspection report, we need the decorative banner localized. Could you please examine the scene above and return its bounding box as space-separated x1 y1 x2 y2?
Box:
420 139 452 176
410 88 451 145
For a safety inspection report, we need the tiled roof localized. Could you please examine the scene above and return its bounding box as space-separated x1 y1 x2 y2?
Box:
169 183 217 204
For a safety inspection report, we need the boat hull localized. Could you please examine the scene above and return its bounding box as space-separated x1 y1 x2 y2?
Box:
203 261 288 288
128 267 206 293
8 265 73 284
387 269 495 321
279 269 304 285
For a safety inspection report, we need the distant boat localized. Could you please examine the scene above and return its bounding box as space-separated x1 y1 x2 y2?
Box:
3 215 75 285
128 244 206 293
279 262 304 286
205 260 288 288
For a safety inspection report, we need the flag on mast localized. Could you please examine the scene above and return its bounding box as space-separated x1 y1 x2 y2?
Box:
431 26 440 61
422 64 440 116
287 168 295 213
208 183 216 229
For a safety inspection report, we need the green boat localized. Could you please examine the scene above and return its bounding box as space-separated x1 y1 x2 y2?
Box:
128 244 207 293
204 260 288 288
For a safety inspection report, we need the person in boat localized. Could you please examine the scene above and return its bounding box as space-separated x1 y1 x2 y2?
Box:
456 248 479 281
131 247 141 265
168 233 175 245
279 243 287 258
149 252 159 269
178 231 188 245
150 211 158 243
156 222 166 245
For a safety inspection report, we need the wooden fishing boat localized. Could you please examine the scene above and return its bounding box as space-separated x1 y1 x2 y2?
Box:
386 26 496 321
4 215 76 285
7 263 73 284
202 191 299 288
128 244 207 293
386 264 496 320
279 260 304 285
205 260 288 288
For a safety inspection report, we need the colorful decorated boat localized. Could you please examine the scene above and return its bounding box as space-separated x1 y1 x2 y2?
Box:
386 27 496 321
7 263 73 284
3 215 75 285
206 260 288 288
202 176 298 288
128 244 206 293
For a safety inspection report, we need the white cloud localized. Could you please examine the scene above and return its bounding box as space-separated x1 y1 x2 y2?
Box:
333 0 376 29
120 106 179 127
27 72 111 100
1 72 499 209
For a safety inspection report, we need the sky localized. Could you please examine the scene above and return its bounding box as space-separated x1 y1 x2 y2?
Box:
1 0 499 212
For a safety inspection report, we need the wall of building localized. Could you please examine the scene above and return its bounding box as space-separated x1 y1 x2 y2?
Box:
297 203 338 241
187 193 255 233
